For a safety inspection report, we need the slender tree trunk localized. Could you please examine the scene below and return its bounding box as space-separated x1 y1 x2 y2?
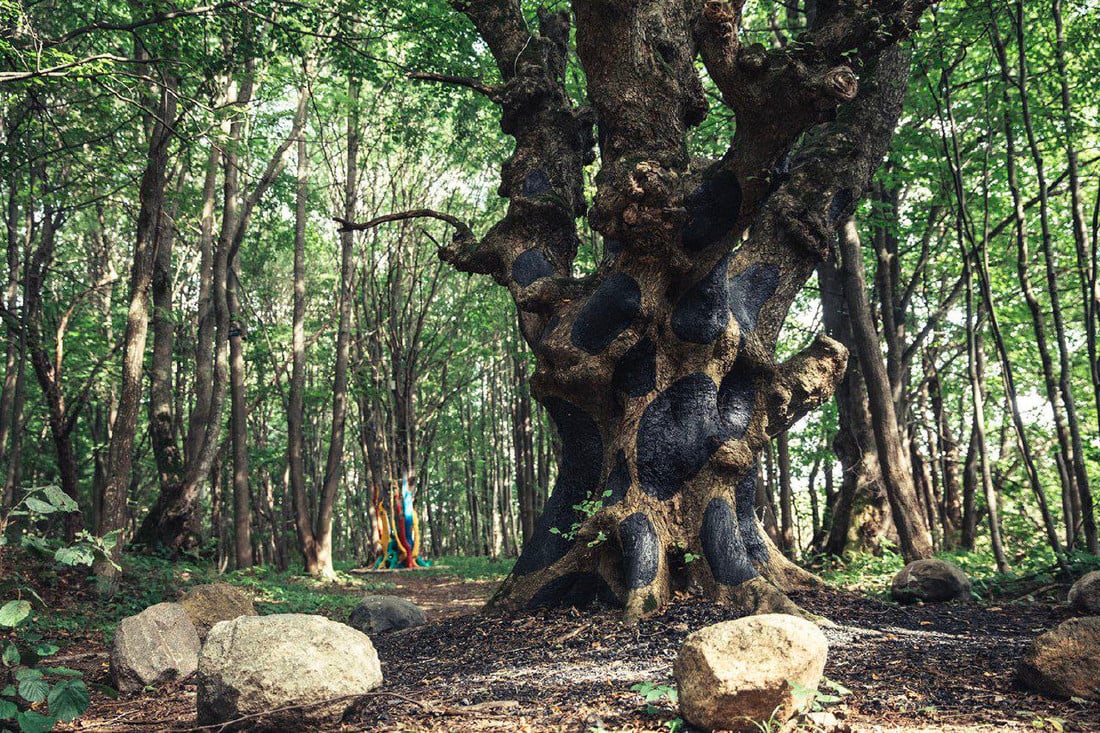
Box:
289 127 313 570
926 353 962 548
776 431 795 559
136 143 222 551
303 77 358 577
227 260 252 569
97 74 177 590
23 210 82 540
991 35 1079 550
818 260 892 556
1008 3 1095 554
0 168 22 514
837 218 932 562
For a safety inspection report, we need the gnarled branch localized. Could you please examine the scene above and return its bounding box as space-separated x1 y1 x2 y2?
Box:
408 72 502 102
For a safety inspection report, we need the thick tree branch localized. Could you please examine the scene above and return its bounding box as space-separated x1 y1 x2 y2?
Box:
0 55 154 83
336 209 472 237
449 0 533 82
408 72 501 102
335 210 498 276
765 334 848 437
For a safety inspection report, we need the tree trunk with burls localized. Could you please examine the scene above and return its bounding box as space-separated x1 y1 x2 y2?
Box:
345 0 933 619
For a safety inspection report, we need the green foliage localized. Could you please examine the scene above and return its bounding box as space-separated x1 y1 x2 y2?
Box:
418 556 514 581
788 678 850 713
0 603 30 629
632 680 678 710
1 491 95 732
631 680 682 731
815 549 906 597
548 489 614 545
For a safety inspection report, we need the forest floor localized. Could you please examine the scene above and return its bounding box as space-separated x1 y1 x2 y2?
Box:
8 553 1097 732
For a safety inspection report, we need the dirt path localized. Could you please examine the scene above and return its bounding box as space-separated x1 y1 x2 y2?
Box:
61 571 1099 732
350 568 498 621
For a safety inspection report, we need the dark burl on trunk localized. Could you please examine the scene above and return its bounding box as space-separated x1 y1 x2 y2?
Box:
344 0 935 621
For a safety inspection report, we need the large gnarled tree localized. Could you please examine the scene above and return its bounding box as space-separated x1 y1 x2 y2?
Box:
346 0 933 620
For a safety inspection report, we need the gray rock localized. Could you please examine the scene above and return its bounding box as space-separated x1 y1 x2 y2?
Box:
1018 616 1100 701
890 559 971 603
1068 571 1100 615
179 582 256 641
347 595 426 634
110 602 200 694
197 613 383 728
675 613 829 732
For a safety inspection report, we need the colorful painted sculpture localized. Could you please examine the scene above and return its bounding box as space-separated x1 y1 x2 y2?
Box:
371 475 431 569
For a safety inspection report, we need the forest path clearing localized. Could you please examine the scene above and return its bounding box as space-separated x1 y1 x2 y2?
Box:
58 570 1098 732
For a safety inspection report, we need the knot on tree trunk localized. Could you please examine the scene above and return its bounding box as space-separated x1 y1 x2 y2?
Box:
823 66 859 102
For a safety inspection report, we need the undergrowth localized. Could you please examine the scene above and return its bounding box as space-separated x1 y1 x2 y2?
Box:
414 555 514 581
0 552 394 645
811 543 1100 602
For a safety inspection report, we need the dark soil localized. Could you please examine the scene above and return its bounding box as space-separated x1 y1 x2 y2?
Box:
346 584 1100 732
34 565 1100 732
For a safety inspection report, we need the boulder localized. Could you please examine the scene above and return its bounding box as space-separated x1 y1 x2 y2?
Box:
1017 616 1100 701
347 595 426 634
1067 571 1100 615
110 602 200 694
197 613 383 728
179 582 256 640
675 613 829 732
890 559 971 603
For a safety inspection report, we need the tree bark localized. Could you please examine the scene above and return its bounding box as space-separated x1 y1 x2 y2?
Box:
818 259 893 557
310 76 359 577
97 70 177 590
355 1 933 619
926 352 962 548
135 141 222 552
289 123 313 572
227 258 252 569
836 218 932 562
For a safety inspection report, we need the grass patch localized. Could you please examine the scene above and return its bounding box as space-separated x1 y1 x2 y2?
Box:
812 544 1100 602
420 555 514 581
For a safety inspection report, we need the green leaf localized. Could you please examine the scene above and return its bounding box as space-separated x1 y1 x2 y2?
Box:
17 677 48 703
23 497 57 515
2 643 20 667
20 536 52 556
39 487 77 513
53 546 94 567
38 668 79 678
0 601 31 628
32 643 58 658
47 680 89 722
15 709 55 733
0 699 18 720
822 677 851 696
14 670 42 683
